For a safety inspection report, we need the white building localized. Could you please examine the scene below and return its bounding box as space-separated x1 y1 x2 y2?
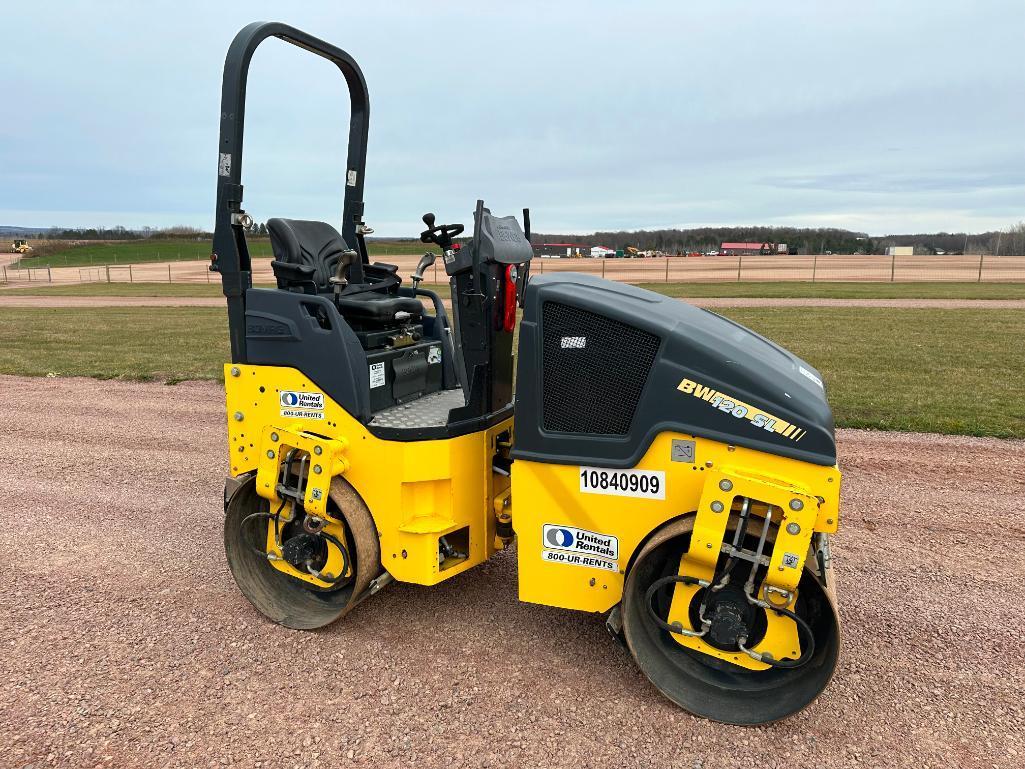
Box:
885 246 913 256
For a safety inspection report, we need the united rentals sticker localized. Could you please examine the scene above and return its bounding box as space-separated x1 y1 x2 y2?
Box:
279 390 325 420
541 524 619 572
677 378 807 441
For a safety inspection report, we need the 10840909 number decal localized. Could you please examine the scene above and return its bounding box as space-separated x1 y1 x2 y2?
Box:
579 466 665 500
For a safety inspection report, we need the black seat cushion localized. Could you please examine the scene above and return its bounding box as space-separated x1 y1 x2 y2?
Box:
268 218 350 289
335 293 423 323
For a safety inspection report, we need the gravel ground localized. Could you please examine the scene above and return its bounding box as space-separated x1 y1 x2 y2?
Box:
2 375 1023 769
3 295 1024 309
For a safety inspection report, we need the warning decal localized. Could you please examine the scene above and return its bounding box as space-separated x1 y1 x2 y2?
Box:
369 362 386 389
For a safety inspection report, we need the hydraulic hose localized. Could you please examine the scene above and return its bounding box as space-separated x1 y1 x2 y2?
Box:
241 501 351 586
644 574 710 637
739 603 816 668
240 509 281 558
305 529 352 585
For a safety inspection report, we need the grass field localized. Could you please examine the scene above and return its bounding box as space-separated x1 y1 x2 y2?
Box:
0 281 450 299
0 306 1021 438
5 280 1025 300
11 238 430 268
638 281 1025 299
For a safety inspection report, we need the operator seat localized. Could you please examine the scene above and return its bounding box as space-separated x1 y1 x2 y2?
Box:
267 218 422 322
267 218 353 288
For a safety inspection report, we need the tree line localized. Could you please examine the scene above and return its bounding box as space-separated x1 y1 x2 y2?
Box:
531 222 1025 255
39 225 215 241
29 220 1025 255
38 223 273 240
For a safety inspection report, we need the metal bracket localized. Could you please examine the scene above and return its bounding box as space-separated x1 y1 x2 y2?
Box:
255 427 350 518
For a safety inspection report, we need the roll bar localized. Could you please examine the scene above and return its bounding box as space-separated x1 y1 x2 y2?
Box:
211 22 370 362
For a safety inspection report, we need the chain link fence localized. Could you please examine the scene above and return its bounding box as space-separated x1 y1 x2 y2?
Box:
2 253 1024 286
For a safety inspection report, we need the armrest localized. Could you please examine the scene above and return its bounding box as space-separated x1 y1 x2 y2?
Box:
271 260 318 295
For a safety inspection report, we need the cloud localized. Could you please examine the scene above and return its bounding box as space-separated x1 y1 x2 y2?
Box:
1 0 1023 236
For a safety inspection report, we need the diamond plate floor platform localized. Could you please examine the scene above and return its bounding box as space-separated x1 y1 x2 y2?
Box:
370 388 466 429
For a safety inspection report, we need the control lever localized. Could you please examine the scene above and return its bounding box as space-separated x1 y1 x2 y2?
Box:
329 248 359 292
411 251 436 288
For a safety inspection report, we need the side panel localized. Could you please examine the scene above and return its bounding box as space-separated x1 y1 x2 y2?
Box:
225 363 511 586
513 432 840 613
244 289 372 422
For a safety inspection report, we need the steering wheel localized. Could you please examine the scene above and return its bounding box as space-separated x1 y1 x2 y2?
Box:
419 212 464 249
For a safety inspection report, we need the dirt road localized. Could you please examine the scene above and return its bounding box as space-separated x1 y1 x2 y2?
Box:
3 294 1024 310
2 376 1023 769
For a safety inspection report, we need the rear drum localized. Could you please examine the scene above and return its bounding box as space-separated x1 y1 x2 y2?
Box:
224 475 381 630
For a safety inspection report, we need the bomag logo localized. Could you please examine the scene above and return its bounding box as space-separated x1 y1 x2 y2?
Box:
247 322 290 337
677 378 807 442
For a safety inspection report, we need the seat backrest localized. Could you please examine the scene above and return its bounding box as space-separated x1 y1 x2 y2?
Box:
267 218 352 289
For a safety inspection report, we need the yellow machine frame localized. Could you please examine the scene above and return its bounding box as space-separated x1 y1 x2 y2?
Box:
227 361 839 671
226 364 512 588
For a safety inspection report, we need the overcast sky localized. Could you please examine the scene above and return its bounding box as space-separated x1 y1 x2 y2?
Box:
2 1 1023 236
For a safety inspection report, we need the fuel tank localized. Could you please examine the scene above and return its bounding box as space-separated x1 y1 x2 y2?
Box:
512 274 836 467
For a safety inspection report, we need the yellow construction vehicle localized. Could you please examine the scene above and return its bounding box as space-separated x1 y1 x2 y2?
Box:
11 239 32 254
215 22 841 725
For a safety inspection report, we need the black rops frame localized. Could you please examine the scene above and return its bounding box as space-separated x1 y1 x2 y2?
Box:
211 21 370 363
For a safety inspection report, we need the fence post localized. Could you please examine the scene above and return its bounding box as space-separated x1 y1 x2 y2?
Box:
129 264 133 283
977 253 984 283
540 258 544 274
168 264 172 283
433 262 438 283
890 253 896 282
737 256 742 282
664 257 669 283
2 266 6 283
48 267 52 283
812 254 818 282
106 265 111 283
601 259 606 279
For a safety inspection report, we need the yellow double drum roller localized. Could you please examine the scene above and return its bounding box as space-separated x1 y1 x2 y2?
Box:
214 22 841 725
